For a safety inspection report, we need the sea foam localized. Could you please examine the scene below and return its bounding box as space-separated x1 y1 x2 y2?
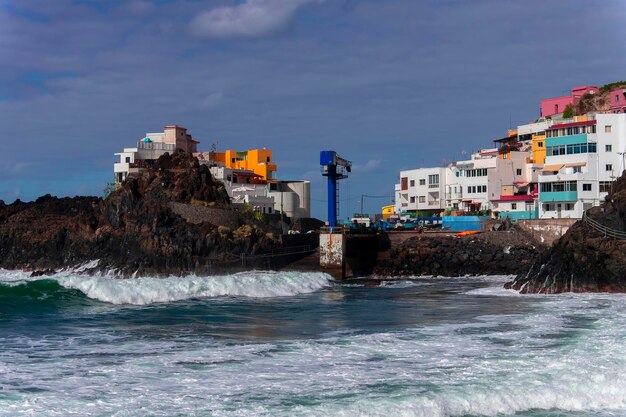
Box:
60 271 332 305
0 270 333 305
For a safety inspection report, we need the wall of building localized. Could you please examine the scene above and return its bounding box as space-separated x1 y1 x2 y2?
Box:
396 167 446 213
268 180 311 220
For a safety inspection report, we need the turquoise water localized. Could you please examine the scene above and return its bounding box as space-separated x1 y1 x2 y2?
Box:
1 269 625 416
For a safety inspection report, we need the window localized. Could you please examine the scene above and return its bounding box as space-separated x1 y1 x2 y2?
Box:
616 95 620 103
516 168 522 175
511 203 517 210
125 157 131 163
410 180 415 187
538 142 543 148
268 207 272 214
583 183 592 191
573 166 582 173
540 181 577 193
600 181 612 193
606 144 612 152
428 174 439 188
401 177 408 191
565 203 575 211
419 179 425 185
606 164 613 172
410 196 416 203
266 157 270 162
419 196 426 203
606 125 612 133
467 186 471 193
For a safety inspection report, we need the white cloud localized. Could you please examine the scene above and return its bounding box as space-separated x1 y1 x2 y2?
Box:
190 0 319 39
354 159 381 173
201 92 223 109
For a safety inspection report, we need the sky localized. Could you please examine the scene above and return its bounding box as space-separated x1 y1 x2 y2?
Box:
1 0 625 219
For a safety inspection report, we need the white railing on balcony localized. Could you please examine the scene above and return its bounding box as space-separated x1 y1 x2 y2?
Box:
137 141 176 151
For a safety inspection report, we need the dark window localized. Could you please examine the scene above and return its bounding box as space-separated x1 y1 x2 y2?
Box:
583 183 592 191
606 144 612 152
516 168 522 175
125 157 131 163
606 164 613 171
410 180 415 187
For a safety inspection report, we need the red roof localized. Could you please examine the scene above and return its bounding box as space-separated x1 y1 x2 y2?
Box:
548 120 596 130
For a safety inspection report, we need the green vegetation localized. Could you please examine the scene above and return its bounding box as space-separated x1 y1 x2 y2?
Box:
562 104 575 118
241 203 263 222
600 81 626 94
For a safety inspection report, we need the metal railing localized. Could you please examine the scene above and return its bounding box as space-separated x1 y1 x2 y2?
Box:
138 142 176 151
582 211 626 240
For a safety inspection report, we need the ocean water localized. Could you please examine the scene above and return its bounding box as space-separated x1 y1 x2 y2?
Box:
1 269 625 417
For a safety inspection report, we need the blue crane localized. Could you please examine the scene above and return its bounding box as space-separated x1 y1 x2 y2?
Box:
320 151 352 228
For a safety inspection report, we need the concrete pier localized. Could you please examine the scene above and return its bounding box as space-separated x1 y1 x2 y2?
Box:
320 230 345 279
320 227 382 279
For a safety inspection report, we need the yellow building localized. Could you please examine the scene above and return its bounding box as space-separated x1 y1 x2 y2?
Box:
200 148 277 182
382 205 395 220
531 132 546 164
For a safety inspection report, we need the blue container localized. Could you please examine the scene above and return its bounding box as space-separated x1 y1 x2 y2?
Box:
442 216 489 232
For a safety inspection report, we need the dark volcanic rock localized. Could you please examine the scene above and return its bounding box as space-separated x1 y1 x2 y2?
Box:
0 151 281 276
374 231 539 277
507 171 626 293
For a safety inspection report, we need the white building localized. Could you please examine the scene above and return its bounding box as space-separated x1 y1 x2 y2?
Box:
208 166 275 214
446 149 498 212
268 180 311 220
114 125 198 183
395 167 447 214
538 113 626 218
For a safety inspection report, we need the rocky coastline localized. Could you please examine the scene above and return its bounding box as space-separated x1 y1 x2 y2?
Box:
3 152 626 292
506 172 626 293
0 151 283 276
374 230 541 278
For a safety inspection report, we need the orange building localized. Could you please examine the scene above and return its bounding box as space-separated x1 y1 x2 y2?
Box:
197 148 277 182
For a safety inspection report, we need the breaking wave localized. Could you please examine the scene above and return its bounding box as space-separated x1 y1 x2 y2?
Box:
0 270 332 305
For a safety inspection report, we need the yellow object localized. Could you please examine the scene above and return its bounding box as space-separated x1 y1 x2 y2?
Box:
382 205 395 220
531 132 546 164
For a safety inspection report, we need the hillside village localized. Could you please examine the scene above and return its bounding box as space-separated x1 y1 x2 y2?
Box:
394 82 626 221
113 125 310 221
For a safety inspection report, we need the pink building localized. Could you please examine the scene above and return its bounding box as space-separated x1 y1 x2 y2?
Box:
609 87 626 113
540 86 599 118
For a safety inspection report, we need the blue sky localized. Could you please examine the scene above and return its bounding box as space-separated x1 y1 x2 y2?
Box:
1 0 625 219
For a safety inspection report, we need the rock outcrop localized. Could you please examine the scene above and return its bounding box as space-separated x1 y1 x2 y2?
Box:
374 231 540 277
0 151 282 276
506 171 626 293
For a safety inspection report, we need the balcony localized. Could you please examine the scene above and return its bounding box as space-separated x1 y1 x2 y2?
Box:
539 191 578 202
137 141 176 151
545 133 587 148
428 200 441 207
446 192 463 200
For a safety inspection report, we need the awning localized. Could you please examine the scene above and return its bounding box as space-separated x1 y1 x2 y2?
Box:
541 164 563 173
565 162 587 167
